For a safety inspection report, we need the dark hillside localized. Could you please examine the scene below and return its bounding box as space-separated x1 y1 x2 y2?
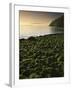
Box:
49 15 64 27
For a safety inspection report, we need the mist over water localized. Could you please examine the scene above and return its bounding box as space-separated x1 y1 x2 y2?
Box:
20 26 64 39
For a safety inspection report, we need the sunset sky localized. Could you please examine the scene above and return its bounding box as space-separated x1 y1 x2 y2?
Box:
19 10 63 26
19 10 63 38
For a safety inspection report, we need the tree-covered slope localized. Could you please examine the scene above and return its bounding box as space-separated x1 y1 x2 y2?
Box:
49 15 64 27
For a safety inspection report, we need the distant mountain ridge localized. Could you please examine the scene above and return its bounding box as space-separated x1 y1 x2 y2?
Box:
49 15 64 27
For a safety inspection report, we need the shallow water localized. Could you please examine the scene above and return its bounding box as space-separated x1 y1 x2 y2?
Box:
20 26 64 39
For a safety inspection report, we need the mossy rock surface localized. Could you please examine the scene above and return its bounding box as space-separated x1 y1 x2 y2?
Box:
19 34 64 79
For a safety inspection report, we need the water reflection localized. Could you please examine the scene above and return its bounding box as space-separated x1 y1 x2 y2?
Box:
20 25 64 39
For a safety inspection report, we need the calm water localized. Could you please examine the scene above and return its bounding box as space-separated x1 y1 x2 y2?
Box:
20 26 64 39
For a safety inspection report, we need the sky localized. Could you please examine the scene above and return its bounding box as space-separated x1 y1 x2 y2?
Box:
19 10 64 38
19 10 63 26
